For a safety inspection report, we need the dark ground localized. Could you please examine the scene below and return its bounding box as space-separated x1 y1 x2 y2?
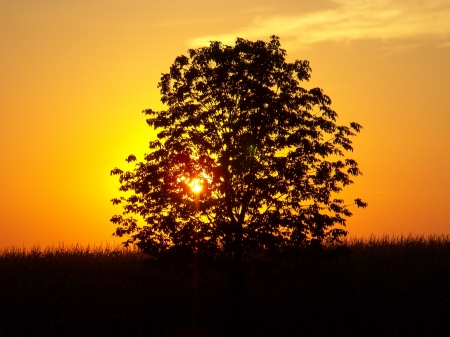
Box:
1 236 449 336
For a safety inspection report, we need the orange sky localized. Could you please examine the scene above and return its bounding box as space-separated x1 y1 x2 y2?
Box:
1 0 449 249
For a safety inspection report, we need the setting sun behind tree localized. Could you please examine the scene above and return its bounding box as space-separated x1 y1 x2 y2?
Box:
110 35 367 264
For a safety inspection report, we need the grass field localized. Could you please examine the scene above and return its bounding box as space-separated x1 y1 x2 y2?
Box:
1 235 449 336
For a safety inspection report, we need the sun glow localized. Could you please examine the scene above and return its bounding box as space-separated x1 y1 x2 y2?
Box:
189 178 203 193
177 174 210 194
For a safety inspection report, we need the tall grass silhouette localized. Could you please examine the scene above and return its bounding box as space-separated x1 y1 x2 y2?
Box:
1 235 449 336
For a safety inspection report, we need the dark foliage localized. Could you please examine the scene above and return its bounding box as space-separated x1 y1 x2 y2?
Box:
110 36 366 263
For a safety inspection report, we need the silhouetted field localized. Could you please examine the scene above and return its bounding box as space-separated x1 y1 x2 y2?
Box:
1 235 449 337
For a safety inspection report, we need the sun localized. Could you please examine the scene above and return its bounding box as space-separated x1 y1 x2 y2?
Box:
177 172 211 194
189 178 203 193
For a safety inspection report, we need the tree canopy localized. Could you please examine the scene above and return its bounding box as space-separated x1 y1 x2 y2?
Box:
110 35 367 263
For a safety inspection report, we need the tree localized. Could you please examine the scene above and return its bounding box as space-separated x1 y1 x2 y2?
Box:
110 35 367 329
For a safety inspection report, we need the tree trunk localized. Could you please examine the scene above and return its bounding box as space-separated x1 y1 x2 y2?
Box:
231 222 243 336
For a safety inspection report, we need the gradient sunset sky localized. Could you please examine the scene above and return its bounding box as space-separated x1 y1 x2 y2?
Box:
1 0 449 249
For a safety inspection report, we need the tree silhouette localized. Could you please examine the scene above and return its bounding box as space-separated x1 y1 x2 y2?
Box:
110 35 367 331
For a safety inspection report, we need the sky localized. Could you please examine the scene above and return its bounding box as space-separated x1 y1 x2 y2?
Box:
1 0 449 249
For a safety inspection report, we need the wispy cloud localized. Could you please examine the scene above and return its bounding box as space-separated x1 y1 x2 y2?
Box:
244 6 273 14
188 0 450 48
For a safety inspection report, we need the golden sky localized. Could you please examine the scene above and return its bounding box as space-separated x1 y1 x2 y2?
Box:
1 0 449 248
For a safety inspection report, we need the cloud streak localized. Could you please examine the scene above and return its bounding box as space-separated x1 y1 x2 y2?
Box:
189 0 450 48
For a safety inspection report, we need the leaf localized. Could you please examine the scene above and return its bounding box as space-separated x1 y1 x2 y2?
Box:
126 154 136 163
